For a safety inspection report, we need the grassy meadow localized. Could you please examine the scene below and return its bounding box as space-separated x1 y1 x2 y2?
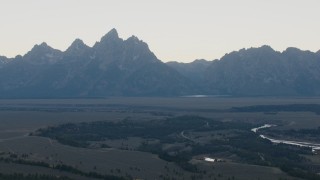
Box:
0 97 319 179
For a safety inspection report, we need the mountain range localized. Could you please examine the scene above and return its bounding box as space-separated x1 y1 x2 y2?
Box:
0 29 320 98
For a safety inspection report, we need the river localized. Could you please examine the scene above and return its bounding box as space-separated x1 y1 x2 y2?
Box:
252 124 320 153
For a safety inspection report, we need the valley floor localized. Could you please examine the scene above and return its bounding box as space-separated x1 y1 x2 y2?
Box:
0 97 319 180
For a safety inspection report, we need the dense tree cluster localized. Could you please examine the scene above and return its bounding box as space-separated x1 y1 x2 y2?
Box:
35 115 320 179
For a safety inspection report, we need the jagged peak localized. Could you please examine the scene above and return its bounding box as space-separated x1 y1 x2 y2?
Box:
236 45 275 54
127 35 140 41
66 38 89 52
100 28 120 42
39 42 49 47
260 45 273 49
23 42 62 62
241 45 276 55
125 35 145 46
71 38 85 46
108 28 118 35
221 45 278 61
125 35 150 50
31 42 53 52
244 45 274 51
255 45 275 52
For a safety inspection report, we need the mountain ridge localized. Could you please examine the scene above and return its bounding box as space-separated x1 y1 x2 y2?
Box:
0 29 320 98
0 29 196 98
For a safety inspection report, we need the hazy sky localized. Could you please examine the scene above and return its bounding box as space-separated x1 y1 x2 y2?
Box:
0 0 319 62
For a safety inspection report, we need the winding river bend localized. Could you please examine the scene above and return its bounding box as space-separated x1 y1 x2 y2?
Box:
252 124 320 153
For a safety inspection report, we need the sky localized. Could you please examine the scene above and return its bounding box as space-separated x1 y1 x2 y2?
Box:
0 0 319 62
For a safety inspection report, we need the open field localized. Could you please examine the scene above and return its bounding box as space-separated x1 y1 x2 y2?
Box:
0 97 320 179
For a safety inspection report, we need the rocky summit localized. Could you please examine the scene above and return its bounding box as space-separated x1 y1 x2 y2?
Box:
0 29 194 98
0 29 320 98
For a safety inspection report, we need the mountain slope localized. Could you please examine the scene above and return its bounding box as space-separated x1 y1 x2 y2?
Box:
0 30 320 97
166 59 212 83
0 29 196 98
205 46 320 96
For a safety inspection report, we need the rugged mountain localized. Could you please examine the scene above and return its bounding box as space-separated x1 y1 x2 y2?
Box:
0 29 319 97
23 42 63 65
64 39 91 59
0 29 195 98
205 46 320 96
166 59 212 83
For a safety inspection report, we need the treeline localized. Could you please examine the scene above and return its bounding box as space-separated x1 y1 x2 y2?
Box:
140 128 320 179
231 104 320 114
138 142 197 172
0 157 126 180
35 116 217 147
34 115 320 179
0 173 72 180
